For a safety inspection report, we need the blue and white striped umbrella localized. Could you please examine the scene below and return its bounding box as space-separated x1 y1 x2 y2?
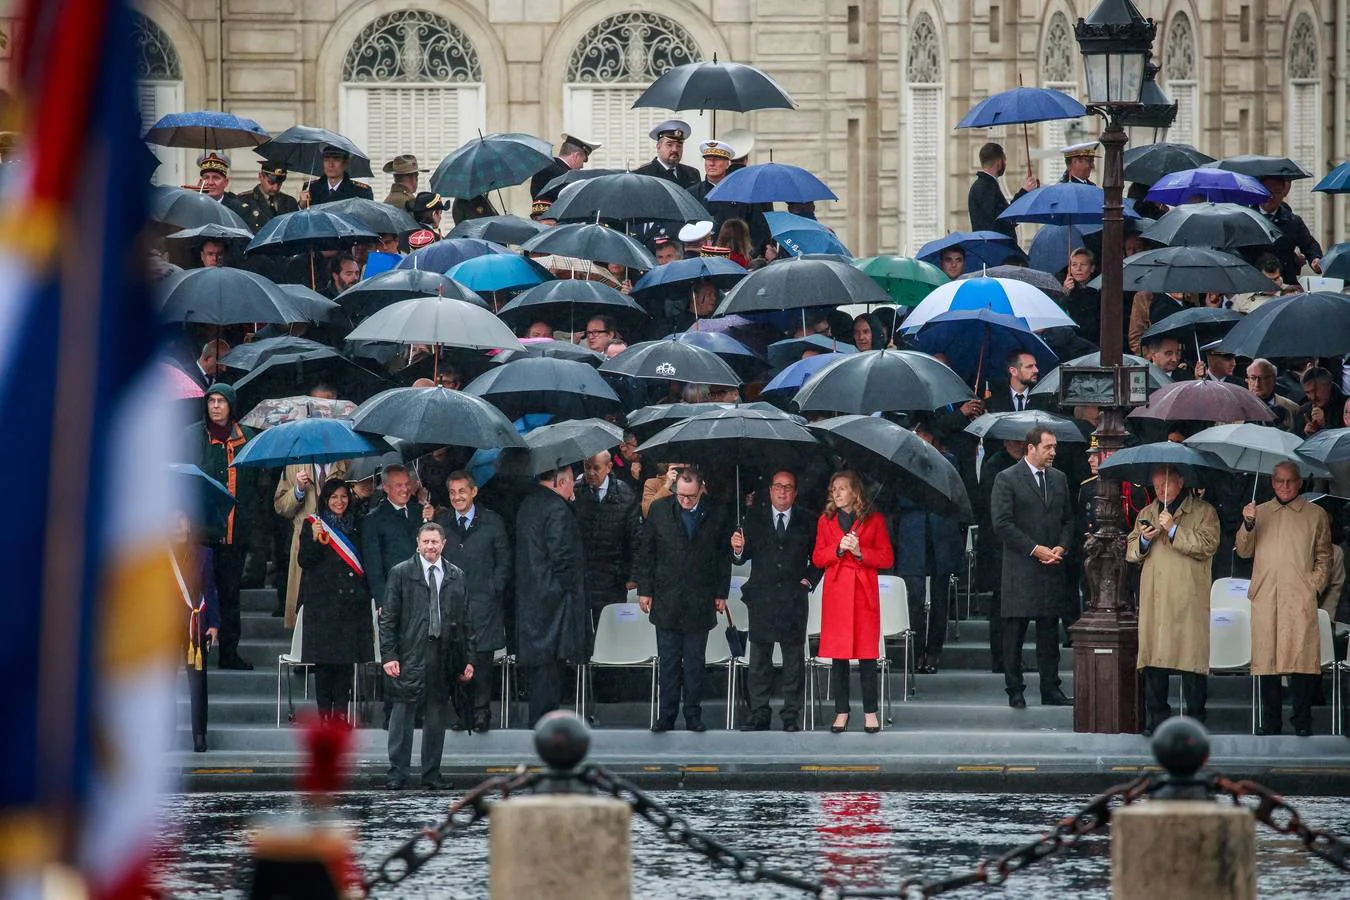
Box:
900 277 1075 334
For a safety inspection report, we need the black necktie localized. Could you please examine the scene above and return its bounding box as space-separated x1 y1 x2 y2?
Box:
458 515 467 533
1036 469 1048 503
427 564 441 638
1015 393 1025 412
775 512 786 539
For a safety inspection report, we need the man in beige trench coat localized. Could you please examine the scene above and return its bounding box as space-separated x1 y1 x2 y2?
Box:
1236 460 1333 736
275 461 349 628
1126 465 1220 735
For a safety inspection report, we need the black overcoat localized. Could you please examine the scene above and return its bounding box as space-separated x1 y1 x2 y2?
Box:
297 518 375 665
635 496 733 633
378 554 469 702
435 506 510 653
990 462 1075 617
514 486 589 667
735 504 820 644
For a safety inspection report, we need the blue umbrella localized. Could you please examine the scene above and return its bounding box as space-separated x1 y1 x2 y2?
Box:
256 125 372 179
762 352 851 395
143 111 269 149
666 329 761 361
632 256 748 295
446 254 552 292
704 163 837 204
999 182 1139 227
763 211 851 256
1028 224 1096 274
430 132 555 199
396 238 511 274
911 308 1058 386
243 209 376 256
916 231 1026 273
168 463 236 531
230 418 388 468
767 334 857 369
1321 242 1350 279
467 413 553 487
955 87 1087 177
1313 161 1350 194
1145 167 1270 205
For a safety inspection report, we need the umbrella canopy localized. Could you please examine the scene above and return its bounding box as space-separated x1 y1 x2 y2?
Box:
1026 223 1097 276
1140 202 1282 250
763 212 852 257
144 111 269 149
158 266 305 326
714 256 889 316
239 396 357 430
793 349 973 414
165 223 254 246
536 167 623 200
430 132 554 198
336 269 486 318
520 222 657 270
464 356 622 421
149 185 249 230
320 197 418 236
912 308 1059 386
1186 423 1326 478
243 209 377 256
1121 143 1217 185
808 415 973 520
631 59 795 112
1117 247 1273 294
761 352 852 396
1127 379 1276 424
547 173 711 224
665 330 765 380
346 295 523 352
625 401 792 439
965 410 1087 443
496 279 647 332
351 386 525 448
278 283 348 327
1298 428 1350 468
530 254 623 287
1144 168 1270 205
632 257 748 296
169 463 236 531
231 352 389 409
220 336 337 372
501 418 625 477
161 362 205 400
1000 182 1135 227
637 408 820 475
230 418 387 468
901 276 1076 333
446 214 546 245
445 254 552 293
767 335 855 369
255 125 371 179
1137 306 1241 354
1212 291 1350 358
705 163 837 204
492 338 604 366
1032 352 1171 399
961 264 1064 299
396 238 511 274
916 231 1027 272
854 256 948 307
956 86 1085 128
1097 441 1230 485
1209 154 1313 181
599 339 742 386
1313 161 1350 195
1321 242 1350 280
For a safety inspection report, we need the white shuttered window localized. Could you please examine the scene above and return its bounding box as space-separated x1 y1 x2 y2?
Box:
564 86 709 171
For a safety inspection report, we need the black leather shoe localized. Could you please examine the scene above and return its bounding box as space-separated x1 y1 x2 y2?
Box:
1041 689 1073 706
192 735 207 753
783 721 801 733
1294 725 1313 737
863 715 881 734
991 664 1005 674
1008 693 1027 709
1141 726 1155 738
651 720 674 733
738 718 770 732
686 720 707 733
1255 726 1282 736
422 779 446 791
219 654 254 671
830 714 850 734
384 778 406 791
472 713 490 734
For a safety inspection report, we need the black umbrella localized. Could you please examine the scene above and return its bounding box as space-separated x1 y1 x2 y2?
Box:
276 284 349 328
165 223 254 246
335 269 487 319
1138 306 1241 360
231 350 390 408
1114 247 1274 294
1097 441 1229 485
497 279 647 333
631 58 796 113
965 411 1087 443
158 267 306 326
792 350 973 415
501 418 624 477
715 256 891 318
808 415 973 521
492 339 604 366
351 386 524 448
626 401 794 440
220 335 334 371
1209 154 1313 181
599 339 742 387
537 168 621 200
446 214 546 245
243 209 377 256
1122 142 1216 184
1213 291 1350 358
320 197 418 236
464 356 623 421
547 173 711 224
255 125 372 179
520 223 657 270
1139 202 1282 250
149 186 249 230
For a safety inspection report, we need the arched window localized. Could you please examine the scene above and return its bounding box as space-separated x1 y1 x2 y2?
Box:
338 10 484 200
1286 13 1321 229
133 12 185 187
904 12 944 254
1162 13 1198 149
564 13 705 171
1039 12 1080 186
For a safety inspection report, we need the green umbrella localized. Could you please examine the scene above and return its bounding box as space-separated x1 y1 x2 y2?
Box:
852 255 949 307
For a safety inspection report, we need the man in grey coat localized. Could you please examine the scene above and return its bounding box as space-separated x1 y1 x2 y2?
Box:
990 426 1075 709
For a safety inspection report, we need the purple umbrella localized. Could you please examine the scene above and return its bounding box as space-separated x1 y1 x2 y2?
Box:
1127 379 1275 424
1145 168 1271 205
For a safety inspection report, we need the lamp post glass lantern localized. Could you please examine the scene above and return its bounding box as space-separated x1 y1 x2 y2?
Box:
1074 0 1155 106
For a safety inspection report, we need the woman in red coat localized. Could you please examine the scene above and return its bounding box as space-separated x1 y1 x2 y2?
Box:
812 471 895 734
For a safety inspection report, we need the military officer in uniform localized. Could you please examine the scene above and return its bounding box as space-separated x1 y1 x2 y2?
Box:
529 133 601 200
382 154 428 210
689 140 759 237
301 145 373 207
634 120 700 189
1059 142 1099 185
226 163 300 233
188 151 234 203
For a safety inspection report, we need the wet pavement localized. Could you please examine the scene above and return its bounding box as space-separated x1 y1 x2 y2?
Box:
157 790 1350 898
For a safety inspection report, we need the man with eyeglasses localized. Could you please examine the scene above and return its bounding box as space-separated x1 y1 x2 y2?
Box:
730 470 820 732
226 163 299 234
582 315 619 353
1244 358 1300 433
636 467 732 732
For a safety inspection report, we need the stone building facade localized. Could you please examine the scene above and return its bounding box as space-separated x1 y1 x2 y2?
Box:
1 0 1345 256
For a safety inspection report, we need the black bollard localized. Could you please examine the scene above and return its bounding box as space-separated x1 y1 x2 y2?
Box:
1148 716 1212 800
534 709 591 791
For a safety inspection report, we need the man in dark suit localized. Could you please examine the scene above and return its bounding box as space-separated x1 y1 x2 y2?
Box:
974 438 1026 673
434 470 510 733
362 465 430 609
984 350 1047 414
529 133 600 199
633 119 701 189
990 426 1075 709
225 163 300 233
967 142 1038 237
730 470 821 732
636 467 733 732
379 522 472 790
302 145 373 206
574 450 639 617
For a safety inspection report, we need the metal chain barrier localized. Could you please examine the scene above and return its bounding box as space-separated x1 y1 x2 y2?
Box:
1213 776 1350 872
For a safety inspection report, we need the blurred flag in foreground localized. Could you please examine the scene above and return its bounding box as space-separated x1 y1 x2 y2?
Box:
0 1 180 897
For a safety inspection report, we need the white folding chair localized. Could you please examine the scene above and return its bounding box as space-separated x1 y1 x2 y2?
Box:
1208 606 1255 733
1315 610 1336 736
1337 617 1349 737
1209 578 1252 615
703 624 735 730
578 602 660 727
276 608 309 727
731 560 752 580
493 646 516 728
877 575 911 712
804 582 828 730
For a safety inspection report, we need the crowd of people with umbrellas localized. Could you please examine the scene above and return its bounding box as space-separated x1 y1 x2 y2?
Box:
158 68 1350 757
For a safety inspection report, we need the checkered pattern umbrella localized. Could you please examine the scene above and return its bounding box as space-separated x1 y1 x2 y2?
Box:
430 133 554 198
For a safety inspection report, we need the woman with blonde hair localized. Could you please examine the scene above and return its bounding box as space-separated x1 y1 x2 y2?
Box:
812 471 894 733
715 218 752 267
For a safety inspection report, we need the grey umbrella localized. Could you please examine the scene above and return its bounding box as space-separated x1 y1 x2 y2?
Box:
965 411 1087 443
1140 203 1282 251
547 173 711 224
1113 247 1274 294
345 295 523 352
520 223 658 270
1212 291 1350 359
500 418 624 477
278 283 349 328
149 186 249 230
1185 423 1327 478
157 267 306 326
1208 154 1313 181
1121 143 1216 184
165 223 254 246
320 197 418 236
255 125 372 179
351 386 524 449
446 214 546 245
598 339 742 387
335 269 487 319
792 349 973 414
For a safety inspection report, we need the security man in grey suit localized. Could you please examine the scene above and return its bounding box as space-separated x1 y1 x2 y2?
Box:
990 426 1075 709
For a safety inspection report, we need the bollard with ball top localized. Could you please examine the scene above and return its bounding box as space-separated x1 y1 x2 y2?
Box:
490 711 631 900
1111 717 1255 900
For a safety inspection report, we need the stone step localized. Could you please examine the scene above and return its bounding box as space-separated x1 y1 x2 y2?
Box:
240 588 278 614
